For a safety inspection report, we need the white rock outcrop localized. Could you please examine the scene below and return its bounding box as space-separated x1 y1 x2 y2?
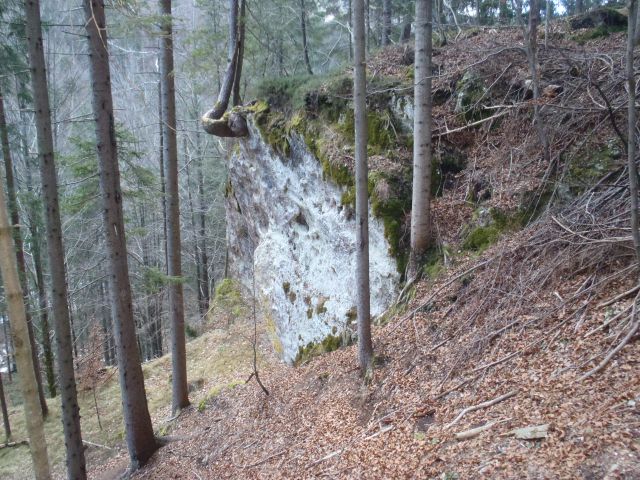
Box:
226 123 399 363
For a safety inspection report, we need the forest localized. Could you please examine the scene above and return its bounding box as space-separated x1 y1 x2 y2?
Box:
0 0 638 478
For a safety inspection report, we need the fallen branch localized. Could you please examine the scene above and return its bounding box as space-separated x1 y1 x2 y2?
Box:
82 439 112 450
597 284 640 308
240 449 286 469
584 305 632 338
390 258 494 332
445 391 517 429
579 291 640 381
434 375 479 401
470 351 521 374
0 440 28 449
455 418 511 441
434 110 509 137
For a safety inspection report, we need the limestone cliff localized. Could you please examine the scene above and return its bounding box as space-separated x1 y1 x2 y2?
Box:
225 122 400 363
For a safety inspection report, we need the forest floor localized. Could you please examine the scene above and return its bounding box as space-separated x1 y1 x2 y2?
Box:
108 24 638 479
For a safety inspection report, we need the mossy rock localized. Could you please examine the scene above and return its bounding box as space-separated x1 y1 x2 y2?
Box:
462 208 528 252
454 70 489 122
565 143 622 195
294 333 351 366
570 8 627 30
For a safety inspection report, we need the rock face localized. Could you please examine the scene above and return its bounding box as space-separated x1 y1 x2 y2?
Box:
226 122 400 363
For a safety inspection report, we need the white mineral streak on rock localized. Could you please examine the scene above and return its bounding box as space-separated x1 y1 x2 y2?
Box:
226 123 399 363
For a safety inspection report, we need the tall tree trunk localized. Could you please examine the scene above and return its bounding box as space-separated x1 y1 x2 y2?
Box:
160 0 190 414
201 0 248 138
0 90 48 416
400 13 412 43
628 0 640 265
83 0 158 469
382 0 392 46
16 81 56 398
22 147 56 397
526 0 551 165
24 0 86 476
184 144 203 317
2 317 12 382
157 80 169 273
353 0 373 375
0 132 50 479
300 0 314 75
0 372 10 439
197 135 210 317
232 0 246 105
347 0 353 61
576 0 584 14
408 0 433 279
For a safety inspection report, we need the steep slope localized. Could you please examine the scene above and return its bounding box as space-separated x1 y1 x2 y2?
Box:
118 22 639 479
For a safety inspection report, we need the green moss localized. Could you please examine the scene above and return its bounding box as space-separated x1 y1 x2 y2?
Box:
306 308 313 319
282 282 290 294
462 208 528 252
294 333 350 365
462 225 501 252
566 144 621 195
212 279 248 321
316 296 328 315
265 312 283 355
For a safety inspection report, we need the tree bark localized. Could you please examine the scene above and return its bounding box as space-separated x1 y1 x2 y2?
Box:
83 0 158 469
0 373 9 439
408 0 433 279
526 0 550 165
197 134 210 317
0 124 50 479
628 0 640 265
16 82 57 398
353 0 374 375
301 0 314 75
382 0 392 46
233 0 246 106
24 0 87 476
160 0 190 414
201 0 248 137
0 90 48 416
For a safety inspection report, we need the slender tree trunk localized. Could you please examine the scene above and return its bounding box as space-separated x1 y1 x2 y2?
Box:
83 0 158 469
353 0 373 375
365 0 371 53
382 0 391 46
300 0 314 75
576 0 584 14
197 135 210 316
184 145 203 317
157 80 169 273
24 0 86 476
525 0 550 165
347 0 353 61
232 0 246 105
22 150 56 397
0 90 48 416
628 0 640 265
408 0 433 279
0 132 50 479
160 0 190 414
2 317 12 382
400 13 412 43
201 0 246 136
0 372 9 439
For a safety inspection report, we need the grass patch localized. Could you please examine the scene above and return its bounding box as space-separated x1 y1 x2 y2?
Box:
0 316 262 478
